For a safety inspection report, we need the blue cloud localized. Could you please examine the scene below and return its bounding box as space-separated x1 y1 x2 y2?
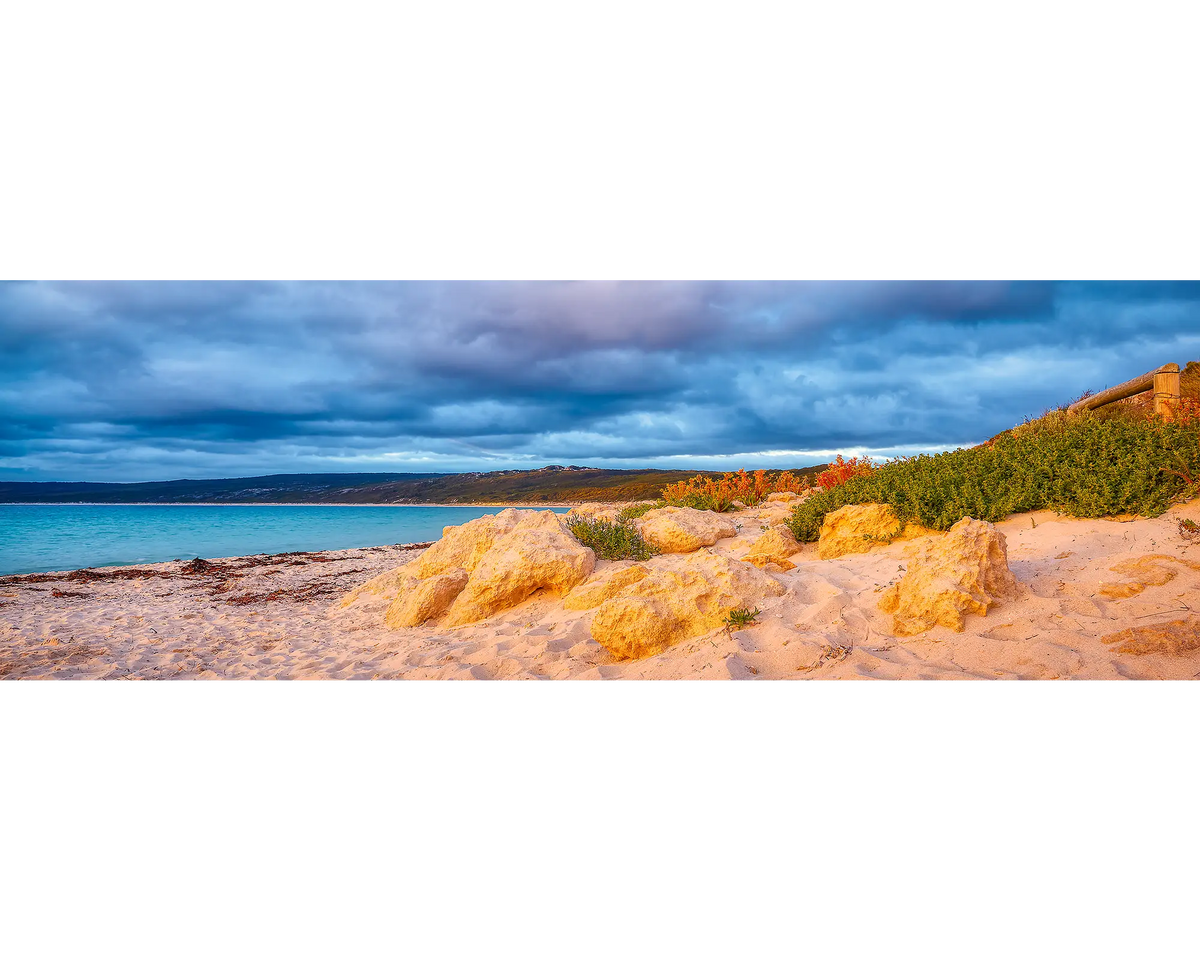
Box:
0 281 1197 480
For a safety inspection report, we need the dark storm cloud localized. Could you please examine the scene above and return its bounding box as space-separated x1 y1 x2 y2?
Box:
1 281 1198 480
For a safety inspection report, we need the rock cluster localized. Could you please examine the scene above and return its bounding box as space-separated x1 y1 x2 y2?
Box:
878 518 1018 635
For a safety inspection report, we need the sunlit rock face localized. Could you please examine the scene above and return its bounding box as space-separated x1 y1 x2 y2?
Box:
341 509 595 628
442 527 595 626
878 518 1019 636
817 503 929 560
634 507 737 554
589 550 786 660
743 526 801 571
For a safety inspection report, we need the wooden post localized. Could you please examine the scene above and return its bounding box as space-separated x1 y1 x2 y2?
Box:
1154 367 1181 420
1067 363 1179 414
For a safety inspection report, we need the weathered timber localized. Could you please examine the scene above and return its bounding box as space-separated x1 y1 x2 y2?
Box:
1067 363 1179 414
1154 368 1182 420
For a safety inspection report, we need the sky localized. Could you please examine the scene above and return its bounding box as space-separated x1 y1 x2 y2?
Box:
1 281 1198 482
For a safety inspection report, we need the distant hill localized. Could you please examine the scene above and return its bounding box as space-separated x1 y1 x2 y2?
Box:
0 465 828 505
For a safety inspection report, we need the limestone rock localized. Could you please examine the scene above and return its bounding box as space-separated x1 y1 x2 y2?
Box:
878 518 1018 635
339 562 415 607
766 491 803 504
1101 617 1200 656
412 508 568 578
818 503 928 560
562 562 649 611
635 506 736 554
1097 554 1198 600
748 501 795 528
384 568 469 628
567 502 623 523
443 527 596 626
590 550 786 659
743 526 801 571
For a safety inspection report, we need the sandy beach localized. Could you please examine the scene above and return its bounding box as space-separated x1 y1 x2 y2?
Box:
4 497 1200 680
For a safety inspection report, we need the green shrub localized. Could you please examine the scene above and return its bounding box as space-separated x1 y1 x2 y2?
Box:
785 411 1200 541
617 500 663 522
566 516 658 561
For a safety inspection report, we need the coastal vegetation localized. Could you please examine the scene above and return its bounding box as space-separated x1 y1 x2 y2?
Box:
784 407 1200 541
564 516 658 561
660 468 810 511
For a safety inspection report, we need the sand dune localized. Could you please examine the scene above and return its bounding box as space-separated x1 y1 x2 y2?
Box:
3 500 1200 680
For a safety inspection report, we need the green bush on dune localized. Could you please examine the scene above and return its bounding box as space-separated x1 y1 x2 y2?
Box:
566 516 658 561
784 409 1200 542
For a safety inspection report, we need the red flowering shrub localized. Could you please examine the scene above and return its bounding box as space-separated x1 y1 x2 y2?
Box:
811 455 875 491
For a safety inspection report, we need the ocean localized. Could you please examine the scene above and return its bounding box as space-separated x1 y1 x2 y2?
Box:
0 504 569 576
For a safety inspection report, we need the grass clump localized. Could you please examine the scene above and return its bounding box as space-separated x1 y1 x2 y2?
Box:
723 606 761 629
785 411 1200 542
566 516 658 561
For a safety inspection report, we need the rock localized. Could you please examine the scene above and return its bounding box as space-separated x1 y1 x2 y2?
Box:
1097 554 1198 599
743 526 801 571
341 509 595 628
443 527 596 626
384 568 469 628
590 550 786 659
818 503 928 560
339 563 415 606
635 506 737 554
411 510 516 578
1101 617 1200 655
747 502 795 528
412 507 571 579
566 502 623 523
878 518 1018 635
562 562 649 611
730 499 747 511
766 491 803 504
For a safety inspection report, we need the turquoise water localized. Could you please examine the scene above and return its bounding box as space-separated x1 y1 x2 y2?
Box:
0 504 568 576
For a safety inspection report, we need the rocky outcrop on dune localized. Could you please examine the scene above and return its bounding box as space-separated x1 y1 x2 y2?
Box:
635 506 737 554
589 550 786 659
878 518 1019 635
742 526 801 571
343 509 596 628
443 526 595 626
412 508 562 578
817 503 928 560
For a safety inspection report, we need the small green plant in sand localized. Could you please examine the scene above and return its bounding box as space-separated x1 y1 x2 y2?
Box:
617 500 663 522
566 516 657 561
723 606 761 629
785 408 1200 542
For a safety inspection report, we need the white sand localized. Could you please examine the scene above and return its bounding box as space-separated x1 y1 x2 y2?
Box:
4 501 1200 679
